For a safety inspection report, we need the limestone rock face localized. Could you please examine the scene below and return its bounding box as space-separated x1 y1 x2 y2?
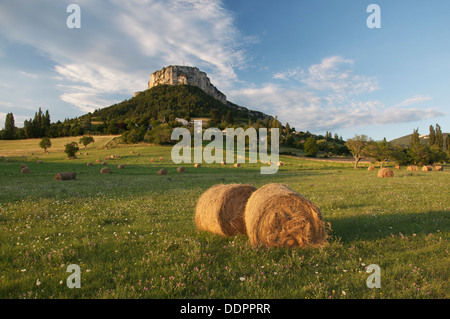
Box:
148 65 227 104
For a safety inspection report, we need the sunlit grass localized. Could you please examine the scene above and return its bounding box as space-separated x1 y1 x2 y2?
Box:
0 140 448 299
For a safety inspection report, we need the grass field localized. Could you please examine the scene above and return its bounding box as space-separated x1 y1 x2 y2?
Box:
0 137 448 299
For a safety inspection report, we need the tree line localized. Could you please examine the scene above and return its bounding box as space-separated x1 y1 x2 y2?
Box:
345 124 449 168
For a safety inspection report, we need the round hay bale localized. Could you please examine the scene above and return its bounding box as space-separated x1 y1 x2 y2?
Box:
176 167 186 173
195 184 257 236
244 183 327 248
100 167 111 174
407 165 418 171
159 156 164 161
20 164 27 169
157 169 168 175
367 166 375 171
150 158 155 163
136 153 140 156
130 151 134 154
84 152 88 155
36 160 43 164
95 159 101 164
220 161 226 165
55 172 76 180
395 165 401 170
118 164 125 169
377 168 394 178
422 165 433 171
21 167 31 174
194 163 201 168
435 165 443 171
102 161 108 166
234 163 241 168
267 161 272 166
277 161 285 167
86 162 93 167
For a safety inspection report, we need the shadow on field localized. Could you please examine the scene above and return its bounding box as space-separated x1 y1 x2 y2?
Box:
328 210 449 242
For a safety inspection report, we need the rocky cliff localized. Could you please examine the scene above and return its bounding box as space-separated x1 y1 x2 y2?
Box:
148 65 227 104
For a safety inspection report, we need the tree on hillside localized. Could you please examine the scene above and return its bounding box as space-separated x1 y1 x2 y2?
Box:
2 113 17 140
79 136 94 148
410 128 420 148
428 125 436 147
345 134 372 169
304 137 319 157
435 123 443 150
39 137 52 153
365 139 392 167
64 142 79 159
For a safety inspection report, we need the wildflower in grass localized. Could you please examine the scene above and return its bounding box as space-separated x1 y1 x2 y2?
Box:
36 279 41 286
239 277 245 282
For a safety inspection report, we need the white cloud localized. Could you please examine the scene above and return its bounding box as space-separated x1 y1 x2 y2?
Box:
231 58 442 133
0 0 248 113
394 95 432 107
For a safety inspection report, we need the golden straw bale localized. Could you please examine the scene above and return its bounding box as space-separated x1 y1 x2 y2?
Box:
100 167 111 174
176 167 186 173
157 169 168 175
21 167 31 174
195 184 257 236
367 166 375 171
194 163 201 168
86 162 93 167
234 163 241 168
244 183 328 248
118 164 125 169
407 165 418 171
434 166 443 171
55 172 76 180
422 165 433 171
377 168 394 178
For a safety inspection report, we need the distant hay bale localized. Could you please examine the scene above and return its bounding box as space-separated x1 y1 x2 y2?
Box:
84 152 88 155
277 161 285 167
395 165 401 170
118 164 125 169
36 160 43 164
95 159 101 164
55 172 76 180
194 163 201 168
102 161 108 166
20 164 27 169
136 153 140 156
234 163 241 168
422 165 433 171
159 156 164 161
377 168 394 178
220 161 226 165
130 151 134 154
86 162 93 167
407 165 418 171
435 165 443 171
21 167 31 174
195 184 257 236
100 167 111 174
267 161 271 166
150 158 155 163
367 166 375 171
157 169 168 175
244 183 328 248
176 167 186 173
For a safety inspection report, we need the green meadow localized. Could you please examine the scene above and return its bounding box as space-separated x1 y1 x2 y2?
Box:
0 138 448 299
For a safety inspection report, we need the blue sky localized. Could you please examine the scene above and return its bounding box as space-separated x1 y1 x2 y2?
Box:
0 0 448 141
